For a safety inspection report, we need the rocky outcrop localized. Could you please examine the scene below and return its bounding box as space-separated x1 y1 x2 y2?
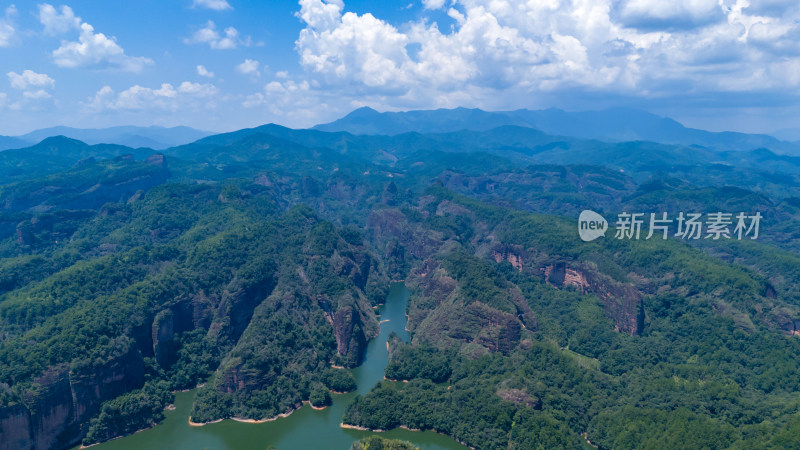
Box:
31 366 75 450
14 210 95 248
545 262 644 335
773 309 800 336
332 305 369 366
496 388 540 409
212 277 277 345
413 301 521 354
152 310 177 369
15 221 34 246
405 260 457 332
151 300 200 368
367 208 446 270
0 343 145 450
0 367 76 450
69 343 146 425
0 402 32 450
509 288 538 331
490 244 526 271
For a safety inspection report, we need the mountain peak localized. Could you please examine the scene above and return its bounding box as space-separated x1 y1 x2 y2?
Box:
36 135 90 147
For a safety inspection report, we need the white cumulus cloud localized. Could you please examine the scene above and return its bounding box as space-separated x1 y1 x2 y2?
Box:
42 5 153 72
186 21 242 50
0 5 18 47
38 4 81 35
178 81 218 97
235 59 260 76
86 81 219 111
23 89 52 100
192 0 233 11
422 0 447 10
197 65 215 78
291 0 800 113
7 70 55 90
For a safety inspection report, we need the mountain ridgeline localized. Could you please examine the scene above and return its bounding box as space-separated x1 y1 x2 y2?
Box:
1 108 800 449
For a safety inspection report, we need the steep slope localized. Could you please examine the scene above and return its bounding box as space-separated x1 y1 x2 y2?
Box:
0 179 387 448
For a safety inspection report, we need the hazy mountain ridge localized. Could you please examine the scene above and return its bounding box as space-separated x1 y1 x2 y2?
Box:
0 125 212 151
315 106 800 154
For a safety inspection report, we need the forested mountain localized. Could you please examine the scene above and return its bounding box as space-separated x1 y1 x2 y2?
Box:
1 109 800 449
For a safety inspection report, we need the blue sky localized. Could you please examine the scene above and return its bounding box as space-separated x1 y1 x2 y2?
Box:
1 0 799 135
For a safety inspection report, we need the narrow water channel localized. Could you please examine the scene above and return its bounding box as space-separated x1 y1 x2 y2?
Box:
87 283 468 450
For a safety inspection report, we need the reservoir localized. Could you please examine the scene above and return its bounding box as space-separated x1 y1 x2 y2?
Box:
87 283 468 450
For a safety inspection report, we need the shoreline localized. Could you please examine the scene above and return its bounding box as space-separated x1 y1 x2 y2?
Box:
340 423 474 449
193 403 307 427
340 422 384 432
80 417 166 448
188 418 223 427
302 400 328 411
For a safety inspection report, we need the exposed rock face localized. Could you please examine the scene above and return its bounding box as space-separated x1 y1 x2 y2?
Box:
332 305 368 366
408 260 523 354
435 200 472 218
0 402 32 450
212 277 277 344
0 344 145 450
414 301 521 354
490 244 525 271
151 301 199 368
368 208 446 269
145 153 166 167
14 211 94 249
382 181 399 206
152 310 177 368
405 260 457 332
545 262 644 335
774 310 800 336
31 366 75 450
220 365 247 393
69 344 145 425
509 288 538 331
15 222 34 246
496 388 540 409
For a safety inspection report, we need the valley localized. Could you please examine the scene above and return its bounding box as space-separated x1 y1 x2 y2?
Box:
1 108 799 449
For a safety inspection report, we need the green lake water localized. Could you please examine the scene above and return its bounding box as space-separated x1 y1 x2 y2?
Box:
89 283 468 450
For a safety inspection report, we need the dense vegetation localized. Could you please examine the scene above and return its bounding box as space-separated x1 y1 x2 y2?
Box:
1 115 800 449
350 436 419 450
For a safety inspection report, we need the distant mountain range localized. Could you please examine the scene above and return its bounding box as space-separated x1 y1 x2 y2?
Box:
0 125 212 151
315 107 800 154
3 107 798 156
